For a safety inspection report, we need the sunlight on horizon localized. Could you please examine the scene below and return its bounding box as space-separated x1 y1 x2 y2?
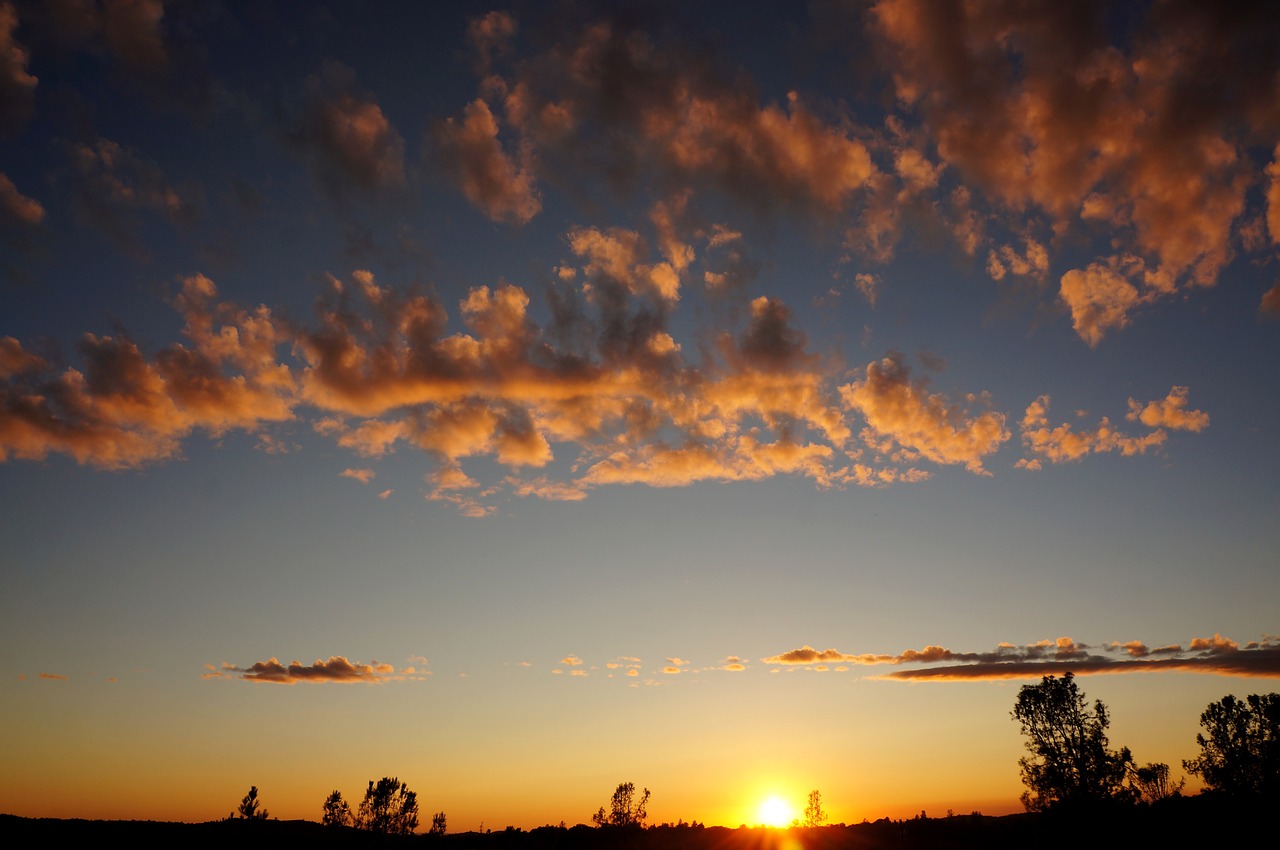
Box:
756 795 795 828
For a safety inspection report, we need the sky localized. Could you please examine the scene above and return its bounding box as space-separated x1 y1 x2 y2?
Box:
2 0 1279 831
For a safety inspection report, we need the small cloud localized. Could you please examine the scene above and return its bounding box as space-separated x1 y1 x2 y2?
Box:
1126 386 1209 432
340 467 375 483
39 672 68 681
210 655 406 685
559 655 583 666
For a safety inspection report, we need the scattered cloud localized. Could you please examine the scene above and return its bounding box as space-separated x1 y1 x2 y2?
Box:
38 672 68 681
1018 393 1170 467
340 467 375 483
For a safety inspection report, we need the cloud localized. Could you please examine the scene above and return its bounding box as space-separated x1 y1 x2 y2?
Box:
764 635 1280 680
559 655 583 666
1126 386 1209 432
1058 263 1142 347
868 0 1274 320
38 672 68 680
467 10 517 74
292 62 406 196
840 353 1009 474
1262 283 1280 316
0 172 42 225
0 2 35 135
436 98 541 224
881 635 1280 681
1018 394 1168 466
0 275 294 468
340 468 375 483
486 15 875 220
763 646 865 665
207 655 420 684
102 0 167 71
65 137 200 255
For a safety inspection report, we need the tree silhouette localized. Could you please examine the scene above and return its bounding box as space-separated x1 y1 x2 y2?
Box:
356 776 419 834
803 789 827 827
1183 693 1280 798
236 785 269 820
322 790 352 827
1012 672 1134 811
592 781 650 828
429 810 447 835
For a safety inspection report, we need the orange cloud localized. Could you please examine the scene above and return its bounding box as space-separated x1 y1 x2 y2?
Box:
340 468 375 484
1018 394 1167 466
38 672 68 681
1126 386 1209 432
0 275 294 468
1058 263 1143 347
840 354 1008 474
437 98 541 225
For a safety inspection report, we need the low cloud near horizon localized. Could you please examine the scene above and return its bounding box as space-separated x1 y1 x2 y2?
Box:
764 635 1280 681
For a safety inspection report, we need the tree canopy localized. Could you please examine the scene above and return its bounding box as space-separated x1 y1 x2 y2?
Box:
1183 693 1280 798
1012 672 1134 811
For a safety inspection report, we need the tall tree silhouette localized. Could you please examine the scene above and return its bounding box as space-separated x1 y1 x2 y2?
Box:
1012 672 1134 810
592 782 649 828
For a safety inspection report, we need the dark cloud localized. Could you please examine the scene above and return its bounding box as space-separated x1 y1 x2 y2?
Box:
290 62 406 198
206 655 426 685
0 1 36 136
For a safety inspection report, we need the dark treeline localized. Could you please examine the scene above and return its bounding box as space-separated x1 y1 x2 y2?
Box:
2 799 1272 850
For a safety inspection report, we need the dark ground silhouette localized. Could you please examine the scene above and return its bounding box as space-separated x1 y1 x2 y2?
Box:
1 795 1268 849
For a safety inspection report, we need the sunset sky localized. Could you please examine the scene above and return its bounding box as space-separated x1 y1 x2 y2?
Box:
2 0 1279 831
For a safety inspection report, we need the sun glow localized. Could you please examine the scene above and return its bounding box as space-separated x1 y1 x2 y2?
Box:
757 795 795 828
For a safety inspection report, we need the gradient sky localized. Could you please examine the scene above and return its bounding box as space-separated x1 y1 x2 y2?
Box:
2 0 1279 831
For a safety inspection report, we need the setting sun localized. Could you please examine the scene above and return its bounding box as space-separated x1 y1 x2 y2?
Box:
757 795 795 828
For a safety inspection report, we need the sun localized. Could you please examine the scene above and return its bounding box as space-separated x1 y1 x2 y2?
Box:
757 795 795 828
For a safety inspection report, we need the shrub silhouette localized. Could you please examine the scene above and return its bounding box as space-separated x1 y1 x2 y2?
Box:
1183 692 1280 798
1012 672 1134 810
